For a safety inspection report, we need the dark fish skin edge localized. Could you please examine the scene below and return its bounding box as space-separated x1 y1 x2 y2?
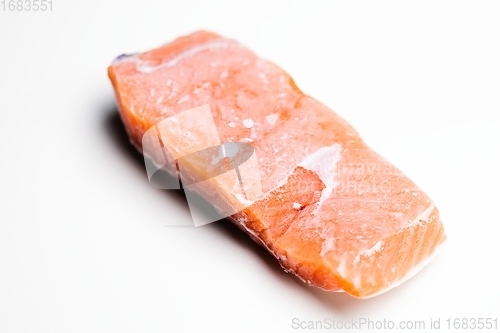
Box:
114 53 137 61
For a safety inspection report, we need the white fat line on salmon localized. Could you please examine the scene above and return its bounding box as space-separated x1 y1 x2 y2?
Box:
409 203 436 227
242 143 343 206
353 240 384 266
360 238 446 299
137 40 246 73
299 143 342 211
320 237 335 257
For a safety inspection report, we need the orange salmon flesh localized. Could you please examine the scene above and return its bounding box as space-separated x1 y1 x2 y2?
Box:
108 31 446 298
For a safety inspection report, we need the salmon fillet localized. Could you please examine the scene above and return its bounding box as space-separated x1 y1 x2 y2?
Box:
108 31 446 298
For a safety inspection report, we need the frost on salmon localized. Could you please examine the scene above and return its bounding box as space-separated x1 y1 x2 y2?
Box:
108 31 446 298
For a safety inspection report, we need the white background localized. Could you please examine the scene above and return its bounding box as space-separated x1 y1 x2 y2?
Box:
1 1 499 332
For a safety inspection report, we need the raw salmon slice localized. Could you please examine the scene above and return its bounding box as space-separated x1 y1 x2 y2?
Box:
108 31 446 298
